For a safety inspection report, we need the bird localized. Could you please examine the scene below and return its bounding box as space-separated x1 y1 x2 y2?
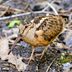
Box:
8 14 65 64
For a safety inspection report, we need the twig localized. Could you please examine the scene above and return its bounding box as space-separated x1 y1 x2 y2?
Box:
46 57 57 72
42 0 58 15
3 0 12 4
42 0 54 11
46 2 58 15
0 11 50 20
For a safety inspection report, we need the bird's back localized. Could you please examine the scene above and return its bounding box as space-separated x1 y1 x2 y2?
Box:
22 15 64 46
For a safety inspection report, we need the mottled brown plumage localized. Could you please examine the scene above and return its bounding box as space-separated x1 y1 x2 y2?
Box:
22 15 64 46
20 15 64 63
8 15 65 64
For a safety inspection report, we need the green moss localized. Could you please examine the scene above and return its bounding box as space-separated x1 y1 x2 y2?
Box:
60 54 72 64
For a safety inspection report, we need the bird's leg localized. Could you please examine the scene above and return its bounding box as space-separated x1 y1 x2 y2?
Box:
28 46 35 64
40 45 49 59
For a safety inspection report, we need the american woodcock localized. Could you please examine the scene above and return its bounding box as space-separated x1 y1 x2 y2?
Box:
8 15 65 64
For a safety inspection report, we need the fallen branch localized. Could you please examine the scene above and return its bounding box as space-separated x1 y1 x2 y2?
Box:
42 0 58 15
0 11 50 20
46 2 58 15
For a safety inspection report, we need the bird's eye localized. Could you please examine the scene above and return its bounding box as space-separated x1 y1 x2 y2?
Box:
61 15 69 23
25 25 28 28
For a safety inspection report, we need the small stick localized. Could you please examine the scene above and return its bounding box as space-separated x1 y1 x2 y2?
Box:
42 0 54 11
46 2 58 15
0 11 49 20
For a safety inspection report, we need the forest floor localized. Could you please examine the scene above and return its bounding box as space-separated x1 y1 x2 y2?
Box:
0 0 72 72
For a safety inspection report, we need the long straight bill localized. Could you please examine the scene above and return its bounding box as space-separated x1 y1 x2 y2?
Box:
8 35 21 55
